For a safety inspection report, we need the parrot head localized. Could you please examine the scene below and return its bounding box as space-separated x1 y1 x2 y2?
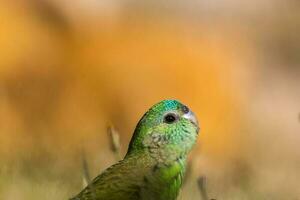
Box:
127 100 199 160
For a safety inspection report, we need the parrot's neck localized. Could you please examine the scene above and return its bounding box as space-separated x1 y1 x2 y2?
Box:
148 143 187 165
125 150 186 199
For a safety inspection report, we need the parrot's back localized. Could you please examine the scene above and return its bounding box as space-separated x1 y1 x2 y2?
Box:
71 153 150 200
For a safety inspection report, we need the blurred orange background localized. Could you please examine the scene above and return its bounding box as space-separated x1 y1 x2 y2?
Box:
0 1 299 199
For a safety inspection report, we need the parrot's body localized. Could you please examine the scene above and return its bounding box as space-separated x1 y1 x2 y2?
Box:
71 100 199 200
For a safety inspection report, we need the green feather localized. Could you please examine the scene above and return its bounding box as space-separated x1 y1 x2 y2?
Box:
71 100 199 200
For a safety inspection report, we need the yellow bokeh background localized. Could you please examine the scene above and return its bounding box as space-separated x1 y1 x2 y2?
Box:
0 1 299 199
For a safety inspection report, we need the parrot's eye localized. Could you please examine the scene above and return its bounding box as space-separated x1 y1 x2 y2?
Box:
163 113 178 124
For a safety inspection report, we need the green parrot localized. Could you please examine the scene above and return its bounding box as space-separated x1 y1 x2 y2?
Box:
71 99 199 200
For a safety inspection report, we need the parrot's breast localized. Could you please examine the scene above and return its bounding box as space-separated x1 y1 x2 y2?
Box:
139 158 186 200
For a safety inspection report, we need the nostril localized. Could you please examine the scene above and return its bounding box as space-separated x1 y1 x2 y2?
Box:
182 105 189 114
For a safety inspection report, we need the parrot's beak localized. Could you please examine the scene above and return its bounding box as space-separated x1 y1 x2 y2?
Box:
183 111 199 132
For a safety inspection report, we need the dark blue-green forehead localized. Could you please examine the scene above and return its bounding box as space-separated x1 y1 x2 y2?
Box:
136 100 186 126
149 100 184 113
